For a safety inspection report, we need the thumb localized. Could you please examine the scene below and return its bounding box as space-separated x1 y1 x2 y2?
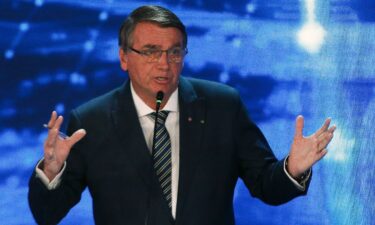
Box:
294 115 304 139
67 129 86 146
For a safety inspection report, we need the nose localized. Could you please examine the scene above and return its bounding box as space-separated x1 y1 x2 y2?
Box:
157 51 170 69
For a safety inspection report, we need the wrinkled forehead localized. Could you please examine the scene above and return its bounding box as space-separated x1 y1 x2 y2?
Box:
130 22 184 49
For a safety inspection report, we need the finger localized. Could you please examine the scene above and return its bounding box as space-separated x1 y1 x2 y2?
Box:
45 111 59 148
53 115 64 130
48 115 64 140
316 124 336 146
315 118 331 137
316 125 336 143
47 111 58 128
44 128 59 160
294 115 304 139
317 148 328 160
45 116 61 148
44 115 64 160
317 132 334 151
327 125 336 134
67 129 86 147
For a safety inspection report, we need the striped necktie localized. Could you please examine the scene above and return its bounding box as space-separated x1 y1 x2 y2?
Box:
150 111 172 209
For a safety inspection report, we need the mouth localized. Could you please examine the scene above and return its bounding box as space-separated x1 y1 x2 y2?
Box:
154 77 169 83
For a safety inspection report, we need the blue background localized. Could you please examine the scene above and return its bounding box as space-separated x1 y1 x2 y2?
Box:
1 0 374 224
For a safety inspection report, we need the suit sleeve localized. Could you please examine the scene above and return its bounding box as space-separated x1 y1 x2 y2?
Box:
28 110 87 225
235 100 311 205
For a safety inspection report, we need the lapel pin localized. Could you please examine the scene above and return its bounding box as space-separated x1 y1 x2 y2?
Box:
188 117 192 122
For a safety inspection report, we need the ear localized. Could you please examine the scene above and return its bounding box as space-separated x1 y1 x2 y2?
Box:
119 48 128 71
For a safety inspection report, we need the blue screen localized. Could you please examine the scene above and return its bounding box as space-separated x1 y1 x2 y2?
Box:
1 0 374 224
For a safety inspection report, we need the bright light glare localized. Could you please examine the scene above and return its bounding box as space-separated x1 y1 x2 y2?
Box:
297 0 326 54
325 128 355 162
5 50 14 59
35 0 44 7
297 22 326 54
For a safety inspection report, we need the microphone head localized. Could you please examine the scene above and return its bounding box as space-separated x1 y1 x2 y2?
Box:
156 91 164 103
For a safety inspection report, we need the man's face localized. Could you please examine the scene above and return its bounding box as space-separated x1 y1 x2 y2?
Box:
119 22 185 107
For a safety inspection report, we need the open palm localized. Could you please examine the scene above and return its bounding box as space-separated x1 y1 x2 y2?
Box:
287 115 336 178
43 111 86 180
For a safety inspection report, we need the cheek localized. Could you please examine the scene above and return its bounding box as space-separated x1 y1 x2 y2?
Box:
171 64 183 77
132 72 151 86
128 63 153 82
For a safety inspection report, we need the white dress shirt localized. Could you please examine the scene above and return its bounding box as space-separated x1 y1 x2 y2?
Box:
130 83 180 219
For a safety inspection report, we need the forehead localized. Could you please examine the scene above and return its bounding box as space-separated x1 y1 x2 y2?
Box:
132 22 184 48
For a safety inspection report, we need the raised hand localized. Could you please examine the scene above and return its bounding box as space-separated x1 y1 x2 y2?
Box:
42 111 86 181
287 115 336 178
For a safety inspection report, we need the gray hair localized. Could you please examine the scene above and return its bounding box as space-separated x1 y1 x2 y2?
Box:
118 5 187 50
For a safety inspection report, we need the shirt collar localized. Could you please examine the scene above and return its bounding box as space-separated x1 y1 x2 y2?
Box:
130 82 179 118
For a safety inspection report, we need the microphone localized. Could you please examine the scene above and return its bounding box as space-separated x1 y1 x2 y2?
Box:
155 91 164 112
152 91 164 154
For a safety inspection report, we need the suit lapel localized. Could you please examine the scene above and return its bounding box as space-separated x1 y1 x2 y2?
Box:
110 81 153 187
110 81 175 224
176 77 206 222
110 78 206 223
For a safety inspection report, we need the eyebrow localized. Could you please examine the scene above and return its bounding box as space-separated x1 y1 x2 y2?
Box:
141 44 159 49
141 43 183 49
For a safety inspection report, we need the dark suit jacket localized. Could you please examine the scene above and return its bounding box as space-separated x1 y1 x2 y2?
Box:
29 77 310 225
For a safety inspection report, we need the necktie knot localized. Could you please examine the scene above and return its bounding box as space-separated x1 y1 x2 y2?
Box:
150 110 169 125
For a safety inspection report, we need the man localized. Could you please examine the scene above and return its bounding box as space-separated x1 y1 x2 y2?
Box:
28 5 336 225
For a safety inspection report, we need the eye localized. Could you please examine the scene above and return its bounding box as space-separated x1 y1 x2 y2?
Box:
142 49 158 56
169 48 182 55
